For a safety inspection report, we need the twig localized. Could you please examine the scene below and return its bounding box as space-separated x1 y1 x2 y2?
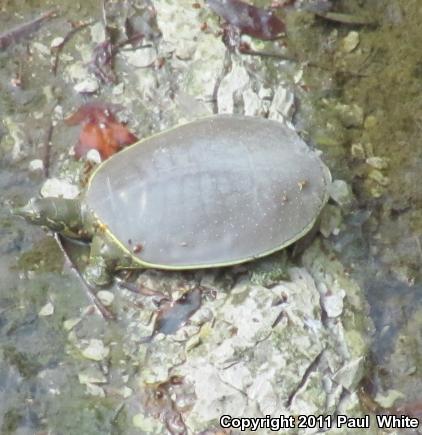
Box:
0 9 57 51
42 120 54 178
55 234 115 320
52 20 95 75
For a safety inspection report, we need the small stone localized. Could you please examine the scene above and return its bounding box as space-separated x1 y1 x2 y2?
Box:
123 47 157 68
328 180 353 206
319 205 342 238
86 383 105 397
332 357 364 390
243 88 261 117
28 159 44 172
90 22 106 44
63 317 81 331
39 302 54 317
364 115 378 129
350 143 366 159
51 37 64 48
369 183 384 198
322 289 345 317
175 41 196 60
268 86 295 123
368 169 389 186
341 31 360 53
41 178 80 199
133 414 164 431
86 149 102 164
335 103 364 128
78 368 107 385
121 386 133 398
364 142 374 157
258 87 273 100
32 42 50 56
74 78 99 94
375 390 405 408
366 156 389 170
81 339 109 361
97 290 114 307
112 82 125 95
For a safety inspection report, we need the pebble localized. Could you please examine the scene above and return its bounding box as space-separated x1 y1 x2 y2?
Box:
364 115 378 129
366 156 389 170
41 178 80 199
86 383 105 397
32 42 50 56
28 159 44 172
74 78 99 94
81 339 110 361
375 390 405 408
341 31 360 53
51 37 64 48
328 180 353 206
368 169 390 186
335 103 364 128
63 317 81 331
322 290 345 318
86 149 102 164
123 47 157 68
39 302 54 317
350 143 366 159
97 290 115 307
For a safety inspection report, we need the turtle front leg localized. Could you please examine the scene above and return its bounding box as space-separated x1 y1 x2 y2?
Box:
84 233 132 287
84 234 115 287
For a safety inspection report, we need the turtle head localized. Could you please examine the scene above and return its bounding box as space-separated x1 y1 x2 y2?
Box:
13 197 87 237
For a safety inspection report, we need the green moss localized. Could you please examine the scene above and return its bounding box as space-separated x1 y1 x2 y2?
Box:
17 236 64 273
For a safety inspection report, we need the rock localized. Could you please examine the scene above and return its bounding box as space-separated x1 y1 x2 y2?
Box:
78 367 107 385
366 156 389 170
90 22 106 44
40 178 80 199
74 78 99 94
129 241 373 433
328 180 354 206
217 61 250 114
51 37 64 48
368 169 390 186
86 383 105 397
86 149 102 164
321 289 346 318
341 31 360 53
320 204 343 238
39 302 54 317
335 103 364 128
133 414 164 432
364 115 378 129
28 159 44 172
350 143 366 159
122 47 157 68
81 339 109 361
97 290 115 307
63 317 81 331
268 85 295 124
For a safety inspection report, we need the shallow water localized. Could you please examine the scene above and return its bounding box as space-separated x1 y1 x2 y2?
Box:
1 0 421 433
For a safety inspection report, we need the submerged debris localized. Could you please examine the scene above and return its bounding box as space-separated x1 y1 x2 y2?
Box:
65 102 138 160
52 20 94 75
314 11 376 26
140 287 203 343
206 0 285 40
0 9 56 51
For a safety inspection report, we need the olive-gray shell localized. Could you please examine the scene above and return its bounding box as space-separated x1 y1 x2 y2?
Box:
85 115 331 268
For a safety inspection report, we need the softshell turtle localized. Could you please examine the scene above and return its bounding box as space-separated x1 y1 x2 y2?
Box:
15 115 331 286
